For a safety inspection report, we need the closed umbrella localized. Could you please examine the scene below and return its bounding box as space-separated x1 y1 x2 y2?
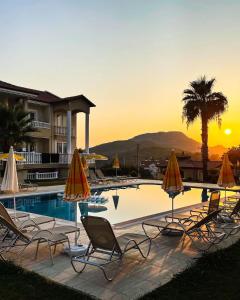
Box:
162 150 184 220
64 149 90 244
113 154 120 178
1 147 21 217
217 153 235 203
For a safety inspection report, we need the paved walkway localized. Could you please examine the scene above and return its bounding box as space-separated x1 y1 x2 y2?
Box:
4 203 239 300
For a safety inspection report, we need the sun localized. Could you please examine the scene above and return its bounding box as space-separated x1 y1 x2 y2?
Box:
224 128 232 135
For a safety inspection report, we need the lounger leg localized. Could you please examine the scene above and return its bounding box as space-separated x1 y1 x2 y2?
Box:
53 244 57 254
71 243 91 274
47 242 54 265
35 240 40 259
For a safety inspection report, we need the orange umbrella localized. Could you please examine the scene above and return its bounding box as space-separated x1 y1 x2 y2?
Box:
217 153 235 202
162 150 183 219
64 149 90 244
113 154 120 177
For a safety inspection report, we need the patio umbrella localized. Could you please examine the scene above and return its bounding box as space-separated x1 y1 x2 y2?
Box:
64 149 90 244
162 150 183 220
83 153 108 161
112 189 119 209
0 153 25 161
113 154 120 177
217 153 235 203
1 146 22 217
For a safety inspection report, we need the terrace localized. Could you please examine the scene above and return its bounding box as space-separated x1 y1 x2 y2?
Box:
2 200 238 300
1 180 240 299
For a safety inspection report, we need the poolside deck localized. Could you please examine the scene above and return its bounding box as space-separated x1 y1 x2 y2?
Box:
3 202 239 300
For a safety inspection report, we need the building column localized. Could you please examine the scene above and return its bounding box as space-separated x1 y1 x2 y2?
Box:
85 113 90 153
66 110 72 156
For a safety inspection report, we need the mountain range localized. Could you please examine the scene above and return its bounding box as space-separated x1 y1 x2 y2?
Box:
90 131 227 165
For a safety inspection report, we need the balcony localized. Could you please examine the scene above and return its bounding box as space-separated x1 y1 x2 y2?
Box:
32 120 51 129
54 126 67 136
27 171 58 180
14 152 71 165
54 126 75 136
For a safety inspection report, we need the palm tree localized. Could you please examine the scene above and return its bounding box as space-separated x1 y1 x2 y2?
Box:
0 103 35 152
182 76 228 182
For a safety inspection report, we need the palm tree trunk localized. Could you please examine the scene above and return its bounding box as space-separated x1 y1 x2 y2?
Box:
201 116 209 182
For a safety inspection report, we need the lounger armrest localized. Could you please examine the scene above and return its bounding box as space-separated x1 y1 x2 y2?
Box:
18 219 40 230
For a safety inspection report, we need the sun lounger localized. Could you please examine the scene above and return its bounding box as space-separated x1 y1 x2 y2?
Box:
71 216 151 281
0 215 69 264
19 182 38 192
142 210 225 251
0 203 55 232
9 211 30 220
95 169 112 181
218 199 240 223
0 203 80 243
165 191 220 222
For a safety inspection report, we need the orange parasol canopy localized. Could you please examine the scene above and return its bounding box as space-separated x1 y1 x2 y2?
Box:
64 149 90 202
113 154 120 169
217 153 235 188
162 150 183 196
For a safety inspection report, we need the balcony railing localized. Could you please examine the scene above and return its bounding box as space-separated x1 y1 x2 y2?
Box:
54 126 67 136
13 152 72 165
16 152 42 164
27 171 58 180
31 120 51 129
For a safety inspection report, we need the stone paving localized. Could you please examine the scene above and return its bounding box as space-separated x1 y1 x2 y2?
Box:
3 202 239 300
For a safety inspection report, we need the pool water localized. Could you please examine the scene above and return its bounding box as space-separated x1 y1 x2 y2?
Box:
0 185 234 224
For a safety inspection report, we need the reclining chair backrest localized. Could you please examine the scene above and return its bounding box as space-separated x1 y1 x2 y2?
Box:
89 170 98 180
96 169 104 179
186 209 221 233
0 215 29 243
230 199 240 217
81 216 122 255
0 203 16 227
207 191 221 214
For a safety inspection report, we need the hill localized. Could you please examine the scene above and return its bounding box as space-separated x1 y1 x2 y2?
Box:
90 131 226 166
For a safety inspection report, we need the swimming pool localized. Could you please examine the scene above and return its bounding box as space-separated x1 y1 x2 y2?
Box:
0 184 235 224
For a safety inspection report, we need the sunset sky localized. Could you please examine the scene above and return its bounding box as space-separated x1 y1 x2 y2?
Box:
1 0 240 148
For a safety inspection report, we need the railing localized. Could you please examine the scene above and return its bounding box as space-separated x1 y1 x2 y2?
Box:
15 152 72 165
32 120 51 129
16 152 42 164
54 126 67 136
27 171 58 180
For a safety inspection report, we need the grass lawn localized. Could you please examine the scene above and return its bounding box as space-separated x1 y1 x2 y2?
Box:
141 240 240 300
1 240 240 300
0 261 93 300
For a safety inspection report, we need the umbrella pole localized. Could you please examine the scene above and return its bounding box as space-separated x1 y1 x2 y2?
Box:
171 197 174 221
75 202 78 246
116 168 117 178
13 193 16 219
224 188 227 206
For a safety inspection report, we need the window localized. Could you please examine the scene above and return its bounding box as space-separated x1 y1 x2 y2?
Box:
56 114 63 127
56 142 67 154
28 111 37 120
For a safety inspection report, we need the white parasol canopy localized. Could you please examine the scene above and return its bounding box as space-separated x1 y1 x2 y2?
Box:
1 146 19 214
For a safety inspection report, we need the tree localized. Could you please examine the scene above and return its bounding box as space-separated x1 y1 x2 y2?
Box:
182 76 228 182
0 103 35 152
